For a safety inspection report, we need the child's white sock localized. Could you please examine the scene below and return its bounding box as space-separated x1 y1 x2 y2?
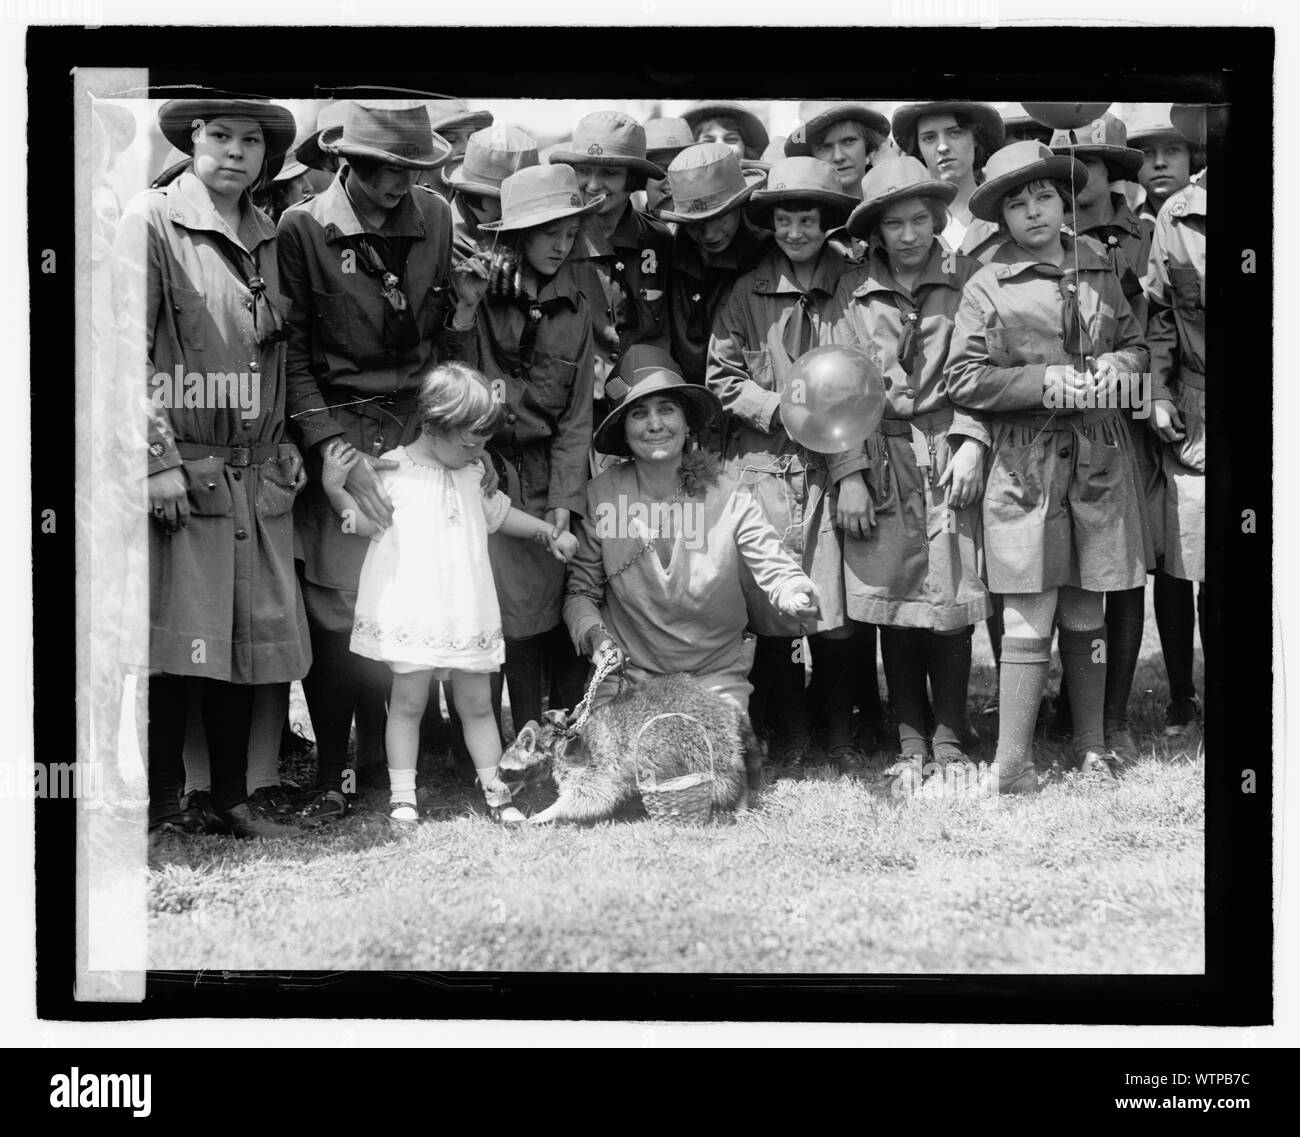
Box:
388 766 417 806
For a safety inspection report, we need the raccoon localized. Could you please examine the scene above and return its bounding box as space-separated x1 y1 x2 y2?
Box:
499 673 764 824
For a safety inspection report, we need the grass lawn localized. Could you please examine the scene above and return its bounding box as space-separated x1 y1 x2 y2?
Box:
147 594 1204 974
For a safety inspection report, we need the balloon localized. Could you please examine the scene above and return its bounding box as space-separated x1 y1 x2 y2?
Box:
779 344 885 454
1023 102 1111 130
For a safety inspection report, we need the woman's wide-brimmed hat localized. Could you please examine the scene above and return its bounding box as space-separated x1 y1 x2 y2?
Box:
272 157 309 183
644 117 694 169
785 101 892 156
321 100 453 170
593 344 722 457
548 111 665 179
968 140 1089 222
747 157 859 230
294 101 351 170
1122 103 1181 146
890 101 1006 160
478 164 604 233
158 95 297 180
425 97 494 137
681 101 770 156
846 155 959 238
1049 112 1144 179
448 125 539 197
657 143 767 224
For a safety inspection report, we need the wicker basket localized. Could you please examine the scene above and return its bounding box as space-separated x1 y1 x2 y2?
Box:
633 713 715 825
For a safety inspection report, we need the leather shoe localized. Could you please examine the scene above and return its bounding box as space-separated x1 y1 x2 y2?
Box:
219 802 298 839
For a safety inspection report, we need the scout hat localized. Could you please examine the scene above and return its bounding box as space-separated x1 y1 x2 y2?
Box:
968 140 1089 222
593 345 722 457
548 111 665 179
890 101 1005 160
273 157 309 183
846 155 958 238
682 101 770 156
656 143 767 225
158 94 297 180
1049 112 1144 179
293 101 351 170
747 157 858 231
786 101 892 156
644 116 694 168
322 100 453 170
478 164 604 232
426 97 494 137
1123 103 1181 145
448 125 539 197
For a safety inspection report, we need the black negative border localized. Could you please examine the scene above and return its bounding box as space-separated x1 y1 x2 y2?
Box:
30 23 1272 1025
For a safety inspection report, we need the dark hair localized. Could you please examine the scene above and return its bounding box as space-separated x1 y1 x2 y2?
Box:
754 198 842 233
810 117 885 160
693 114 762 162
906 111 998 182
348 155 397 184
868 196 949 244
994 177 1074 235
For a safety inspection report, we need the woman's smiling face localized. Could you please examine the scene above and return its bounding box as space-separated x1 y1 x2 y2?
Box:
191 116 266 197
624 394 687 463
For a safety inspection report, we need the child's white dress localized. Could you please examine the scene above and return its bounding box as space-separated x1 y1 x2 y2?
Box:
351 446 512 676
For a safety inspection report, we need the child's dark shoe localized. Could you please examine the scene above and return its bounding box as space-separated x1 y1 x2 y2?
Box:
300 788 348 827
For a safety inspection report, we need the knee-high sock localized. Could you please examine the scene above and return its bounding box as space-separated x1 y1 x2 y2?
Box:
809 635 857 750
301 627 359 792
1103 588 1145 727
880 627 928 755
201 679 256 813
1059 625 1107 758
927 627 973 756
1154 572 1196 701
994 635 1051 792
147 675 188 828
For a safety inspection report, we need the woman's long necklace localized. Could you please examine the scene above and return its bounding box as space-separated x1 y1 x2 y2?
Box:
605 476 688 581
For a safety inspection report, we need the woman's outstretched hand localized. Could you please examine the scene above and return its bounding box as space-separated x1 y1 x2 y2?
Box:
781 581 822 621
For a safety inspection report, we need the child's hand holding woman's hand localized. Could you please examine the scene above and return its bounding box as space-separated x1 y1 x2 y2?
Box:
321 440 361 494
548 529 579 562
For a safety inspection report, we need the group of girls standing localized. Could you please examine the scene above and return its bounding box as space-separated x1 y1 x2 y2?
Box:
116 93 1208 846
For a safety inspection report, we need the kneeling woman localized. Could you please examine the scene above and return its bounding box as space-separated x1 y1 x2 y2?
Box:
563 346 820 716
945 142 1150 791
457 164 600 732
826 157 993 782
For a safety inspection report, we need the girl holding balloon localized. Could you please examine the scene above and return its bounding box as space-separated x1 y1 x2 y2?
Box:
823 157 992 785
706 157 861 773
944 140 1150 792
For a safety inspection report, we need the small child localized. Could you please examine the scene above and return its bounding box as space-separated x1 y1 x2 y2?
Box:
321 361 579 825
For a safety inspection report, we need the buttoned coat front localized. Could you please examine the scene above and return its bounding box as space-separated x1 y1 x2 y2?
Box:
463 261 596 637
115 170 310 683
945 235 1152 593
277 173 460 597
706 242 856 633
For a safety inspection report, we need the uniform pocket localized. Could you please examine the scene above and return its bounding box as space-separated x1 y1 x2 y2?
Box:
1173 387 1206 473
312 289 354 354
1168 264 1203 313
170 285 209 351
181 455 234 517
986 443 1043 513
257 445 304 518
864 434 897 517
528 354 580 416
986 324 1032 366
1071 435 1132 505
